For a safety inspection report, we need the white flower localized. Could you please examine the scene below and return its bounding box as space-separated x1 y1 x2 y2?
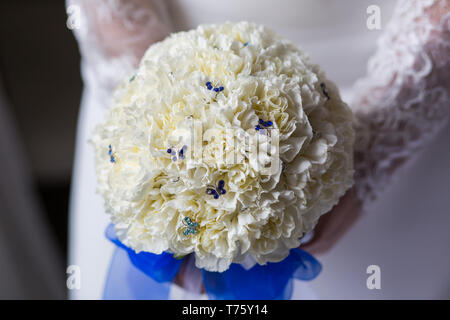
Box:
92 22 354 272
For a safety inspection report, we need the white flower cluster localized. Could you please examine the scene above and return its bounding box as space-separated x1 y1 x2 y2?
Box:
92 22 354 272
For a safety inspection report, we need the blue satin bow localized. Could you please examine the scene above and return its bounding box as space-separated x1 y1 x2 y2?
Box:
103 224 321 300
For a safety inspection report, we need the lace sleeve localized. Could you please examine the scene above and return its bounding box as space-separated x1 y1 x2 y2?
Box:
66 0 172 105
352 0 450 210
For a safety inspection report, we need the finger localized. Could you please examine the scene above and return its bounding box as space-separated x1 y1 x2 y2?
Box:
301 187 361 255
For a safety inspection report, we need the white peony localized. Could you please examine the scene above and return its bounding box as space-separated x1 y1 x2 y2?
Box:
92 22 354 272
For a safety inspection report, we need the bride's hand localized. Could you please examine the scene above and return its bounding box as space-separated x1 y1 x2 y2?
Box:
301 187 362 255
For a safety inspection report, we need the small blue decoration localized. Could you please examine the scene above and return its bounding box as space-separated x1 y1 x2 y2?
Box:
206 179 226 199
178 145 187 160
255 118 273 134
244 42 249 47
108 145 116 163
320 82 330 100
205 81 224 92
167 145 187 162
182 217 198 236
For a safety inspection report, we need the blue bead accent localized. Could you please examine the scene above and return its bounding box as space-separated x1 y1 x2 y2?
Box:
256 119 273 133
167 145 187 161
108 145 117 163
178 145 187 160
206 81 224 92
320 82 330 100
244 42 249 46
206 180 226 199
182 216 198 236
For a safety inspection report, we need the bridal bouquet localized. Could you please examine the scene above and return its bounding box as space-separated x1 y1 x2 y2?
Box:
92 22 354 298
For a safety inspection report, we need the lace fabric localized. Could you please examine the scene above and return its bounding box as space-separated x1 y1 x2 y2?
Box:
352 0 450 210
67 0 172 106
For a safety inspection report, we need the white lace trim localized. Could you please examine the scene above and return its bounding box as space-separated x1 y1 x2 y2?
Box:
67 0 172 106
352 0 450 210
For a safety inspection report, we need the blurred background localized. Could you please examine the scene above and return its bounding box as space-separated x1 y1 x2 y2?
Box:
0 0 80 299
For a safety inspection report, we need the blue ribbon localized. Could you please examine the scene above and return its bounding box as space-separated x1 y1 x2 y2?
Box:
103 224 321 300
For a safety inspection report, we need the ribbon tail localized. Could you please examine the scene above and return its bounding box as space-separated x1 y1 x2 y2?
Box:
202 248 322 300
291 248 322 281
103 224 184 299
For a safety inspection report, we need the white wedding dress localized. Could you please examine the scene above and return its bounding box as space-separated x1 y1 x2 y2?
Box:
68 0 450 299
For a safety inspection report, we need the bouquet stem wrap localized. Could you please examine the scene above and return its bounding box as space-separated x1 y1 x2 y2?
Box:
103 224 321 300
